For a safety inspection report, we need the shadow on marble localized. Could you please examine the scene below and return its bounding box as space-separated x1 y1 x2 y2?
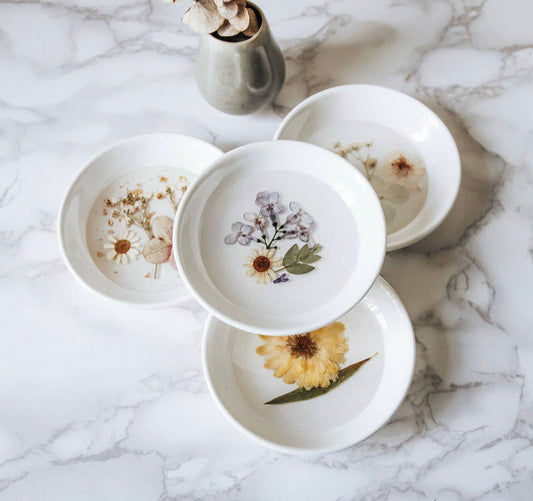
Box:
274 21 397 113
409 102 505 253
352 100 506 453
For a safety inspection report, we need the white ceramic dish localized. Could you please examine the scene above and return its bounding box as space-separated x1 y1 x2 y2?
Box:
274 85 461 251
58 133 222 307
174 140 386 336
203 276 415 454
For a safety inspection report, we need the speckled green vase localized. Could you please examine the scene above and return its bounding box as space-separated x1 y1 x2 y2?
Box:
195 2 285 115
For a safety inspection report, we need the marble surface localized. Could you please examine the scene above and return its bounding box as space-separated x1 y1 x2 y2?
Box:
1 0 532 499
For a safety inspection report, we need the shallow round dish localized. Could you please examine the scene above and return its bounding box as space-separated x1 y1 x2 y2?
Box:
174 140 386 336
275 85 461 251
58 133 222 307
203 276 415 454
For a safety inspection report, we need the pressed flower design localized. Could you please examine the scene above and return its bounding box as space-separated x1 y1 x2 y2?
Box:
257 322 378 404
377 150 426 191
224 222 254 245
257 322 348 390
273 273 288 284
100 175 189 278
104 230 141 264
142 216 177 279
243 212 268 232
243 248 282 284
224 191 323 284
332 141 427 229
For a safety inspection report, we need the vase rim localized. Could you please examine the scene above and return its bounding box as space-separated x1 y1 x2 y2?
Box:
207 1 267 46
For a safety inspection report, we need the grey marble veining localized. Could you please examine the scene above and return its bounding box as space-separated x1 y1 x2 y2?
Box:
0 0 532 499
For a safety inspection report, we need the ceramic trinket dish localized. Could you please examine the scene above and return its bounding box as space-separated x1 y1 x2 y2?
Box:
58 133 222 307
173 140 386 336
275 85 461 251
203 276 415 454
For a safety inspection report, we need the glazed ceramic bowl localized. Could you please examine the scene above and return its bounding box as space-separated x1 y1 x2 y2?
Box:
174 140 386 336
58 133 222 307
275 85 461 251
203 276 415 454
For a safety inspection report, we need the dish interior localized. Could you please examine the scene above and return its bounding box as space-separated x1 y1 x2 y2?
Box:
309 120 428 234
204 277 415 452
200 168 358 319
86 167 188 293
233 306 385 430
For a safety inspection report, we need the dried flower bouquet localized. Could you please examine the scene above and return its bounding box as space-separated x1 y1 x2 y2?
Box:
165 0 260 39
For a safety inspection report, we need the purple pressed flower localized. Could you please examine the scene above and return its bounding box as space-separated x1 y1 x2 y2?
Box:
243 212 268 232
224 222 254 246
286 201 314 228
298 222 316 243
255 191 285 217
283 224 299 239
283 218 316 243
273 273 289 284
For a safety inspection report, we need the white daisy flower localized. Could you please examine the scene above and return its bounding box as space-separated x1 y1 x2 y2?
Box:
103 229 141 265
243 247 282 284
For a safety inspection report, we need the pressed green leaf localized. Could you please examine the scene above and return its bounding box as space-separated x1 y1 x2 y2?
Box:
264 353 378 405
283 244 299 267
297 244 310 260
309 244 323 254
286 263 315 274
301 254 321 264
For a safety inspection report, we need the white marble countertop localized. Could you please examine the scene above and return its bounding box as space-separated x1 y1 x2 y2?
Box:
1 0 532 499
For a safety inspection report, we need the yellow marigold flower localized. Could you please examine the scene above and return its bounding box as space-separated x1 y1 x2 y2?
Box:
256 322 348 390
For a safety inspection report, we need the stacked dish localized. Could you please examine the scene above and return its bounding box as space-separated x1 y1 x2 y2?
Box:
58 85 460 454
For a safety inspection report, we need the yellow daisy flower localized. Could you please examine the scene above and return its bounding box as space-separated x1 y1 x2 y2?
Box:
256 322 348 390
243 247 282 284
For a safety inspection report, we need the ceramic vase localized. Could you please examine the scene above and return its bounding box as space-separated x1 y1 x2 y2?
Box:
195 2 285 115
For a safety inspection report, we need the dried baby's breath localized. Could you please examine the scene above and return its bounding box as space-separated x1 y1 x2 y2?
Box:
333 141 376 180
102 176 188 278
153 176 189 211
104 189 154 238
